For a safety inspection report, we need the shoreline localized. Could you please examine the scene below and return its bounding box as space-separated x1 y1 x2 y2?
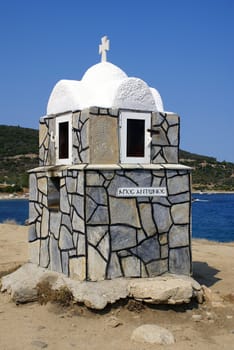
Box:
0 222 233 244
0 194 29 200
1 191 234 200
192 190 234 194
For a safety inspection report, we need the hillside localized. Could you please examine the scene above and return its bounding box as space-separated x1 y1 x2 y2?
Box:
0 125 233 192
179 150 234 191
0 125 39 190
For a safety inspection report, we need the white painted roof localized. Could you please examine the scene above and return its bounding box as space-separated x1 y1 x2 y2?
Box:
47 61 164 115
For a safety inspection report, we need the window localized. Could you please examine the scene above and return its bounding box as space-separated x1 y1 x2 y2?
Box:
48 177 60 210
56 114 72 165
120 112 151 163
59 121 69 159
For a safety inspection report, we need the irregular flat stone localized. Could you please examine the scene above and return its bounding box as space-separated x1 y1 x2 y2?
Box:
59 225 74 250
131 324 175 345
171 202 189 224
88 205 109 225
153 204 172 233
49 236 62 273
169 247 191 275
121 255 141 277
130 236 160 263
167 174 189 195
109 197 140 227
169 224 189 248
110 225 137 251
138 203 156 236
128 274 199 304
1 264 202 309
87 246 107 281
107 253 122 279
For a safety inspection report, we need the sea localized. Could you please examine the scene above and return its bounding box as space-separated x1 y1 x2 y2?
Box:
0 193 233 242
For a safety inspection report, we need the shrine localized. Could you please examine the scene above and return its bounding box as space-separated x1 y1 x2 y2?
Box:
28 37 192 281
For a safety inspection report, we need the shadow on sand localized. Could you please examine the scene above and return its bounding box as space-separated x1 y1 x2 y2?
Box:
193 261 221 287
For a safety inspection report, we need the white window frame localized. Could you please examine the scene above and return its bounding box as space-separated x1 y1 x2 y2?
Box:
119 111 151 164
55 113 72 165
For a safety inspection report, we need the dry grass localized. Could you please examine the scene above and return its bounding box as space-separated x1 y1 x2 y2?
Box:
126 299 145 312
36 280 73 307
223 293 234 303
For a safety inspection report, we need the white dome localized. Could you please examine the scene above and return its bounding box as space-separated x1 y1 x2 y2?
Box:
82 62 127 85
113 78 157 111
47 80 83 115
150 88 164 112
47 61 164 115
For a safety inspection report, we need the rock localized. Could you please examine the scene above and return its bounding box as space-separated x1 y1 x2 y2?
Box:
192 314 203 322
206 311 216 321
202 285 213 302
31 340 48 348
195 289 204 304
1 263 201 310
128 274 200 304
131 324 175 345
106 316 123 328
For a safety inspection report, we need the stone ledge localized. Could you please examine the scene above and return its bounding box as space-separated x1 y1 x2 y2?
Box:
1 263 203 310
28 164 192 173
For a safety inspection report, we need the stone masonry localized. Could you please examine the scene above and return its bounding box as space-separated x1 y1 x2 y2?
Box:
29 165 191 281
29 107 192 281
39 108 180 166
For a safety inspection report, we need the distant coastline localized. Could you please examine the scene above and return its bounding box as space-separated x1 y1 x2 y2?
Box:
1 191 234 200
0 193 29 200
192 190 234 194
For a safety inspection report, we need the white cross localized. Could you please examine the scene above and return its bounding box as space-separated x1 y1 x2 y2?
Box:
99 36 110 62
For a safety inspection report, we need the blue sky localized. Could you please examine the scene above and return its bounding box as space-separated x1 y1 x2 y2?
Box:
0 0 233 162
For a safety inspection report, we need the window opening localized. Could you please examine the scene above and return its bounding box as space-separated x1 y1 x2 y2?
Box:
55 113 72 165
120 111 151 163
127 119 145 157
59 122 69 159
48 177 60 210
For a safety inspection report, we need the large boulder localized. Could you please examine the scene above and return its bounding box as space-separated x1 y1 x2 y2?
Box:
131 324 175 345
1 263 202 309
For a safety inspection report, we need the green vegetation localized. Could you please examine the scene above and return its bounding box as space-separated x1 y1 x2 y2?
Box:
179 150 234 191
0 125 38 156
0 125 233 192
0 125 39 190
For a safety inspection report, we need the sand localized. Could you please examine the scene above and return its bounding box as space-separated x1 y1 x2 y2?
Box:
0 223 234 350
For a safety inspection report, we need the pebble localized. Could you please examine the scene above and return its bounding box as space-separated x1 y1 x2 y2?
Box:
192 314 203 322
31 340 48 348
106 316 123 328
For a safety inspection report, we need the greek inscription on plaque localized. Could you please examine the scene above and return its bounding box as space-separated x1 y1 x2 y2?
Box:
117 187 167 197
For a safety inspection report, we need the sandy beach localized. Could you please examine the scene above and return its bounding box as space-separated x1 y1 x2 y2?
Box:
0 223 234 350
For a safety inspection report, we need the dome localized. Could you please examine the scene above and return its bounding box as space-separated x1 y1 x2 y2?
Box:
113 78 157 111
82 62 127 85
47 80 83 115
47 61 164 115
150 88 164 112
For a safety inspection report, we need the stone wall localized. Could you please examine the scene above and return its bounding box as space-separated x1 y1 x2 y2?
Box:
28 165 192 281
39 108 179 166
151 112 179 164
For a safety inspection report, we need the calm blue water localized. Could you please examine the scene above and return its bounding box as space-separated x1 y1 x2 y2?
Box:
192 193 234 242
0 199 29 225
0 194 233 242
